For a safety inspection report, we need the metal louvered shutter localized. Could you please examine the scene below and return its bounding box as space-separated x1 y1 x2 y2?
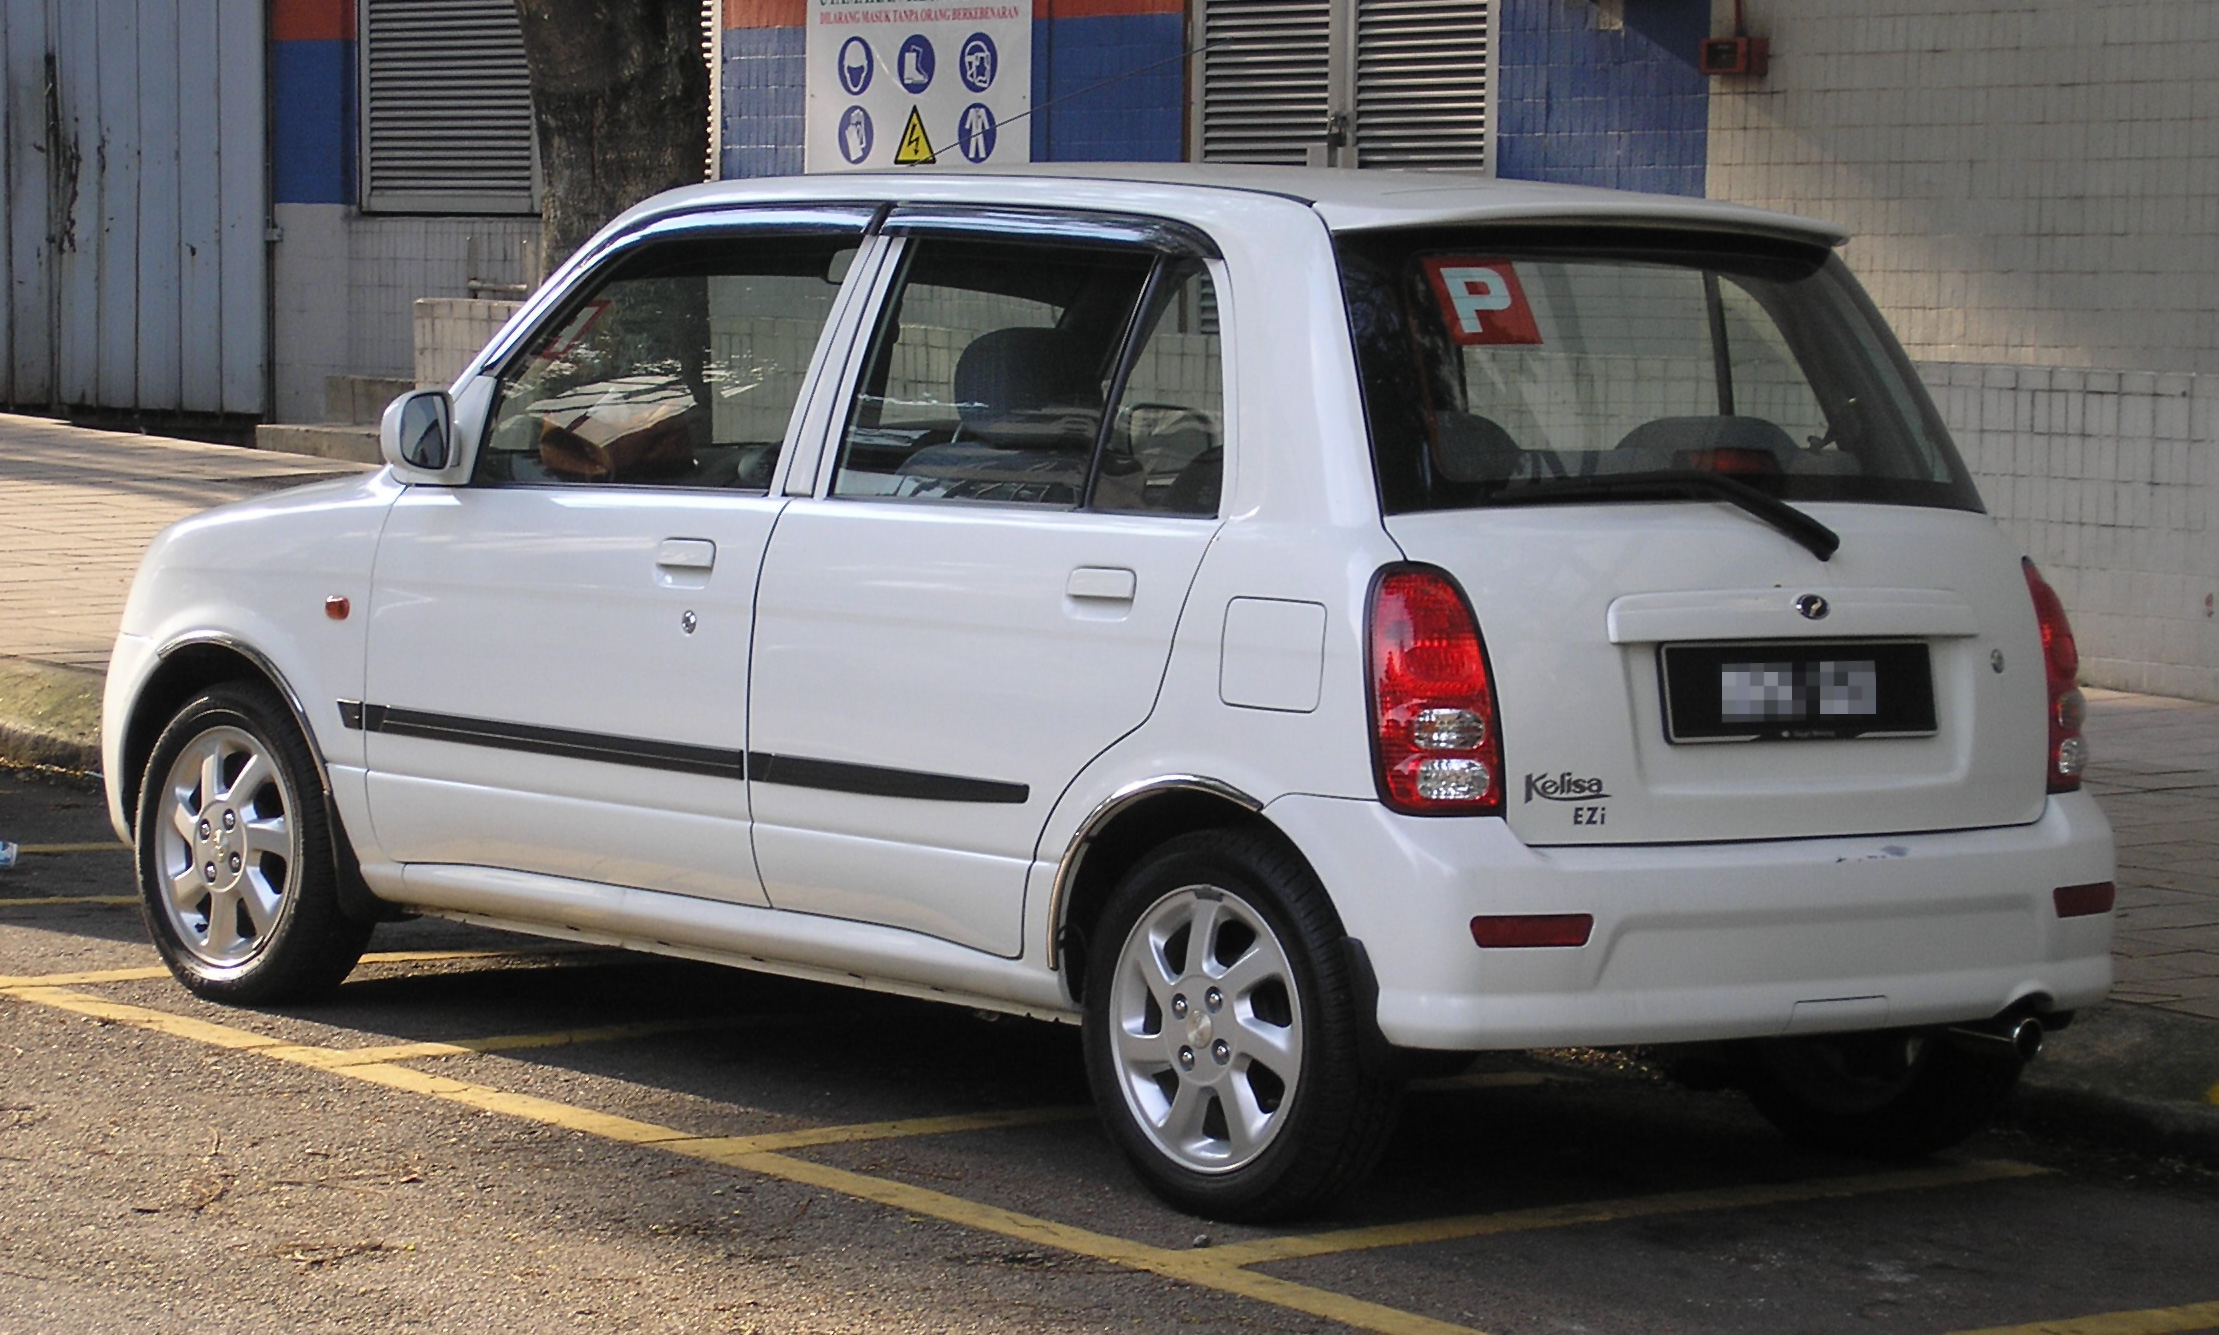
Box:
1195 0 1334 165
1354 0 1489 169
362 0 538 214
1193 0 1492 173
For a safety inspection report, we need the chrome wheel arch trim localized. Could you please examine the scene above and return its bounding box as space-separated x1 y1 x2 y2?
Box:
151 633 331 794
1047 774 1265 972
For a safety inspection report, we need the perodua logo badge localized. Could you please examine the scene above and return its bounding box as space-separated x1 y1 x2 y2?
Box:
1795 593 1830 621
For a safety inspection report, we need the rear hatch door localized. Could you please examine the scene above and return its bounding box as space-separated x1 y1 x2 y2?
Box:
1386 502 2048 845
1336 222 2049 845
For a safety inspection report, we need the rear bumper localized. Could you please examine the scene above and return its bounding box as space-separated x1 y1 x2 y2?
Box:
1268 791 2116 1050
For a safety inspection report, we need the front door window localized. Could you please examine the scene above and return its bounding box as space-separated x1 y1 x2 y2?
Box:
482 236 856 490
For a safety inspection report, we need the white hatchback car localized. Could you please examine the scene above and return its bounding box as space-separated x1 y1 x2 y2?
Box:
105 165 2115 1220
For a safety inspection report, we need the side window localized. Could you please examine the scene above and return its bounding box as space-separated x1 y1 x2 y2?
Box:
833 237 1155 506
480 235 855 489
1094 261 1223 516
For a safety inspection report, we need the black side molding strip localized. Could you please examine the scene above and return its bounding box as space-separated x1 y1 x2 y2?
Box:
342 702 746 779
337 702 1028 804
746 751 1028 805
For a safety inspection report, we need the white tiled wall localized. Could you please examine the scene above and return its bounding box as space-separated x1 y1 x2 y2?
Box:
414 299 524 390
271 205 541 421
1709 0 2219 377
1923 361 2217 702
1710 0 2219 699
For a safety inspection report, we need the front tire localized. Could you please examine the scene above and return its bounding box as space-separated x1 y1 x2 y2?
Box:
1738 1029 2023 1159
1081 828 1398 1221
135 682 371 1003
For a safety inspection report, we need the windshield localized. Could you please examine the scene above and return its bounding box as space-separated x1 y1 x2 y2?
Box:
1335 226 1983 515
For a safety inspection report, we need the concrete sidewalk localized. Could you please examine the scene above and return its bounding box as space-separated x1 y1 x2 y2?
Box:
0 410 2214 1154
0 412 371 771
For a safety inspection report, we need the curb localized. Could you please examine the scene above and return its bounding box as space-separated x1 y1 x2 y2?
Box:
0 658 101 778
2006 1001 2219 1167
2006 1082 2219 1165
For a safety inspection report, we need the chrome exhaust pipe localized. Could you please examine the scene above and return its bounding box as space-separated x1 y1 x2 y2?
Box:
1945 1015 2045 1061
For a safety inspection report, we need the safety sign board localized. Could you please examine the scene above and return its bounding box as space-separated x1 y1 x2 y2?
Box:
805 0 1031 172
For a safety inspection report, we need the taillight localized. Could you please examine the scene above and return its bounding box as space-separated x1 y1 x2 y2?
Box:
2022 558 2087 793
1368 566 1504 815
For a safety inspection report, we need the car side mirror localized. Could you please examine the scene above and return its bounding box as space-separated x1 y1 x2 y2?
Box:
381 389 462 483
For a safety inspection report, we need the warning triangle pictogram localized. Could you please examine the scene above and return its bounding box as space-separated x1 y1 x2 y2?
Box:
894 107 936 165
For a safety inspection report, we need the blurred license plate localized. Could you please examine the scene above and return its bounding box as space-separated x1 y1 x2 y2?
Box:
1660 641 1936 742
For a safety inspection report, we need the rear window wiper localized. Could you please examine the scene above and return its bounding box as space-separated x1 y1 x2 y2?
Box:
1477 470 1841 561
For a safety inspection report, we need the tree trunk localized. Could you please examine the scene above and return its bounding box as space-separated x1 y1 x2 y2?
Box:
514 0 709 270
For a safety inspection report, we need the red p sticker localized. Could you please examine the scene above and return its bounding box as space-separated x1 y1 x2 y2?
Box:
1423 258 1543 346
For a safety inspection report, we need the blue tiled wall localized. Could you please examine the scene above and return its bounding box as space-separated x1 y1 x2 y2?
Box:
1029 12 1185 163
271 39 355 204
1496 0 1709 197
721 25 807 179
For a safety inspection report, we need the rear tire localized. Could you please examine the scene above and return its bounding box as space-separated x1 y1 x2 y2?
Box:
135 682 371 1003
1081 828 1399 1221
1738 1029 2023 1159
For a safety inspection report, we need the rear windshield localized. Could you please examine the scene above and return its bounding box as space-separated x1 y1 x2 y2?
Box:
1335 227 1983 514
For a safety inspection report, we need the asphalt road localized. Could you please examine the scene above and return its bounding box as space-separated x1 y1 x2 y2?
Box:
4 770 2218 1335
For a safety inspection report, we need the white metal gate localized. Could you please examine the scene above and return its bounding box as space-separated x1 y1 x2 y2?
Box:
0 0 266 414
1192 0 1494 172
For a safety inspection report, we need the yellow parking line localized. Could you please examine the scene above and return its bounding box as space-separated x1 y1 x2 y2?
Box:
2206 1081 2218 1108
5 985 303 1052
0 978 2077 1335
1201 1158 2050 1267
0 895 139 908
0 977 1490 1335
1943 1298 2219 1334
0 965 172 987
13 842 130 854
670 1107 1093 1159
0 949 557 990
328 1017 762 1065
723 1149 1486 1335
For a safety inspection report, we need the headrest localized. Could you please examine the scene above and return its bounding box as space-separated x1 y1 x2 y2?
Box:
953 328 1100 423
1615 415 1798 458
1431 411 1521 483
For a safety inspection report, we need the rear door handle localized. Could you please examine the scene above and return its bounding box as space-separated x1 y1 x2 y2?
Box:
657 538 717 570
1067 567 1137 602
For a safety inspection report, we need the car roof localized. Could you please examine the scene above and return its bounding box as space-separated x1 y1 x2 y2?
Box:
622 162 1849 249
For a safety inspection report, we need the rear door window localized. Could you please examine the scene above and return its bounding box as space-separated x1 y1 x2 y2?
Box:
830 236 1224 516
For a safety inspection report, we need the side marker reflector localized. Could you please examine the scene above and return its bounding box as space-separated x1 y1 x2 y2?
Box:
1471 913 1594 949
2053 882 2115 918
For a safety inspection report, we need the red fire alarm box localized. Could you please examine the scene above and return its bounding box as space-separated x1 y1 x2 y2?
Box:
1700 35 1768 76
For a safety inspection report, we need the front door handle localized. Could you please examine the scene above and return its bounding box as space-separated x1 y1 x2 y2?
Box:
657 538 717 571
1067 566 1136 602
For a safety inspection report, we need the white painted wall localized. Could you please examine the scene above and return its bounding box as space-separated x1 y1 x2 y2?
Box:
271 205 539 422
1709 0 2219 700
